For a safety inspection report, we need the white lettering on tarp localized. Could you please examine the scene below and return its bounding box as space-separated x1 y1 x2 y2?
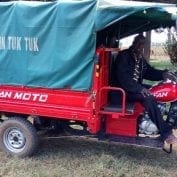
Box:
0 36 39 52
8 36 21 51
0 91 48 103
0 36 5 50
24 37 39 52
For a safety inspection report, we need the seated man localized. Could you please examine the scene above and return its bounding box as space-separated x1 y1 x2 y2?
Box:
111 34 177 144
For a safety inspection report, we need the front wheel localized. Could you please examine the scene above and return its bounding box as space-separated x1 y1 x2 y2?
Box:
0 117 38 157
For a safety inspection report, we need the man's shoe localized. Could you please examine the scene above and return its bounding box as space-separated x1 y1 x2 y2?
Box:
165 134 177 144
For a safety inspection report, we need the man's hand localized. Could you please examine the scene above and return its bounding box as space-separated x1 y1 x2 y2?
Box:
141 88 151 97
163 71 176 82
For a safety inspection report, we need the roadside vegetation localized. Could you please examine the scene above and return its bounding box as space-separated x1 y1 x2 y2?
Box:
150 60 173 69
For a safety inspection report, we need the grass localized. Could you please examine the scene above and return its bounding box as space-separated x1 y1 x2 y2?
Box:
1 136 177 177
150 59 174 70
1 59 177 177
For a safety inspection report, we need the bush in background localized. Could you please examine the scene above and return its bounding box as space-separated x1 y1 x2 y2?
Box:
165 28 177 66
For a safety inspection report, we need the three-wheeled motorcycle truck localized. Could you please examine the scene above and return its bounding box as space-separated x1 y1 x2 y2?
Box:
0 0 177 157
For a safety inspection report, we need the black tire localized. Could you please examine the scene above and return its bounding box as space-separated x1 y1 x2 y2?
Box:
0 117 38 158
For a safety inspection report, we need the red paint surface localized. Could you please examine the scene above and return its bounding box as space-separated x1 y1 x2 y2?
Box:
0 48 143 137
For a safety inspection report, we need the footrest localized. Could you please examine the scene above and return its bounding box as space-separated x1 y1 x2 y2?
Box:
102 103 134 114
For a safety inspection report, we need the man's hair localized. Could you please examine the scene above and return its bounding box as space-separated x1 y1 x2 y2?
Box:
132 34 146 46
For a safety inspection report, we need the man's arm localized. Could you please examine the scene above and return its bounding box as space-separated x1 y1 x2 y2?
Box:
143 60 165 81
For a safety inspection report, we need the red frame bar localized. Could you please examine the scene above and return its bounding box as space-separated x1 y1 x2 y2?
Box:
98 86 126 116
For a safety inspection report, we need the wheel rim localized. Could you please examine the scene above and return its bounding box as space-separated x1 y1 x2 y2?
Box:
3 127 26 153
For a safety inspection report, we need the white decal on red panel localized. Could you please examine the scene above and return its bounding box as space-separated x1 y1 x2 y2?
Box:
153 92 168 98
0 91 12 98
0 91 48 102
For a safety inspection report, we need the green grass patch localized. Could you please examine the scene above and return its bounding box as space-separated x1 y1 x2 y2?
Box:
150 59 173 70
1 137 177 177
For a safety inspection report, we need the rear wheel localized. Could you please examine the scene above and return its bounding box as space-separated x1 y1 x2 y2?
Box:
0 117 38 157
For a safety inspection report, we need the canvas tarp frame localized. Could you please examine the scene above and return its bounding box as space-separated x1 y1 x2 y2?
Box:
0 0 176 90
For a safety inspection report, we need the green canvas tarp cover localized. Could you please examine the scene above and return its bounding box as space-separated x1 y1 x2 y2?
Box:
0 0 177 90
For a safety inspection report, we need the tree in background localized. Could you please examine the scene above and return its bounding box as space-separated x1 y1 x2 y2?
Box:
165 28 177 66
132 0 177 61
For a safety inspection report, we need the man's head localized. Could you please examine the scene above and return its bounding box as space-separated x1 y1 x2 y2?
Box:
132 34 146 53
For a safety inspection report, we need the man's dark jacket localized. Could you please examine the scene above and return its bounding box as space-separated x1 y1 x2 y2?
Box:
112 47 165 94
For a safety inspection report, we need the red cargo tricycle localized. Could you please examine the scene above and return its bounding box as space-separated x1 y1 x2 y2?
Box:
0 0 177 157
